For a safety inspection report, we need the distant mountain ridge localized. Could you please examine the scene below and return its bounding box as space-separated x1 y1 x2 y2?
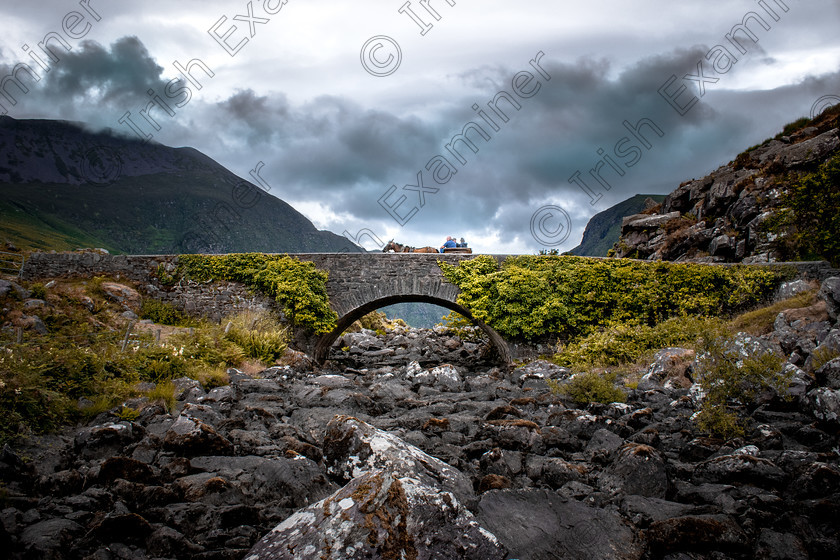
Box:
0 117 358 254
568 194 665 257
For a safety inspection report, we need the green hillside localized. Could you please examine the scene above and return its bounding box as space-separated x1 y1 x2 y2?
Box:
0 117 357 254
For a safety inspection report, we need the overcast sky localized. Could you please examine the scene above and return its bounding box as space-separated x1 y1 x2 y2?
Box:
2 0 840 254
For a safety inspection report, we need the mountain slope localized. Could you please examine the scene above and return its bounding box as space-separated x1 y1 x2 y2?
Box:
0 117 357 254
568 194 665 257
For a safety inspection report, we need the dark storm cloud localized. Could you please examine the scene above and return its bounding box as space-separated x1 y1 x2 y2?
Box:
1 36 168 122
212 90 440 188
195 39 839 245
41 37 165 103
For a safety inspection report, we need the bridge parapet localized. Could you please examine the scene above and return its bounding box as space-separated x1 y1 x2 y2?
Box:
19 252 839 366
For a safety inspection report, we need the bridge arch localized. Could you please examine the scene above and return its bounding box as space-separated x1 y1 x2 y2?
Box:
313 294 511 365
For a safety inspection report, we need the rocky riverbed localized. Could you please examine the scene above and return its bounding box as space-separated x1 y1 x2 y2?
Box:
2 279 840 560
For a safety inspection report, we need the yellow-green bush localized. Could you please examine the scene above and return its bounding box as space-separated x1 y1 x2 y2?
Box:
555 316 723 369
548 371 626 405
140 299 196 327
357 310 406 333
439 255 786 341
177 254 336 333
222 310 288 364
145 380 176 412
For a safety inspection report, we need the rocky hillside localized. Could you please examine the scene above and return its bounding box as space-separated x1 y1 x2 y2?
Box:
0 117 356 254
2 275 840 559
569 194 665 257
613 106 840 263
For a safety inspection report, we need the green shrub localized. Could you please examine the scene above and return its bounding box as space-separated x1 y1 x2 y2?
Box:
223 310 288 364
140 299 196 327
116 405 140 421
439 255 784 341
167 330 245 368
554 315 723 369
156 263 176 286
29 283 47 300
548 371 626 405
693 333 789 439
145 381 176 412
192 366 229 390
764 152 840 266
177 254 336 333
358 310 405 332
0 353 76 444
86 276 109 299
810 345 840 372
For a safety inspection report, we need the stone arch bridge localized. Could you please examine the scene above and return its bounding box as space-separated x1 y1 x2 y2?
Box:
22 252 513 365
293 253 511 364
22 252 836 366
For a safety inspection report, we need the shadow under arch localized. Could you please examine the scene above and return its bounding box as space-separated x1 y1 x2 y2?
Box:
313 295 511 365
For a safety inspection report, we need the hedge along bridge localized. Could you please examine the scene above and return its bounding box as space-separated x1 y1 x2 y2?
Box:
21 252 840 364
20 252 515 365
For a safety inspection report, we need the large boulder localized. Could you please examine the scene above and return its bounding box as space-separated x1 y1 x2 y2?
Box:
600 443 669 498
815 357 840 390
188 455 337 510
20 518 85 558
100 281 141 310
245 470 506 560
646 514 747 555
693 452 787 488
163 414 234 456
324 415 475 508
476 488 644 560
74 421 145 460
0 279 30 299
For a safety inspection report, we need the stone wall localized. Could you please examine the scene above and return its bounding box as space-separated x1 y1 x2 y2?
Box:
21 252 275 323
20 252 496 320
19 251 840 338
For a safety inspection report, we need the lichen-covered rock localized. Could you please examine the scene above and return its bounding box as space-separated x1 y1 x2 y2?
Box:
324 415 475 508
637 348 694 391
806 387 840 424
815 357 840 390
776 279 815 301
244 470 506 560
430 364 463 391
